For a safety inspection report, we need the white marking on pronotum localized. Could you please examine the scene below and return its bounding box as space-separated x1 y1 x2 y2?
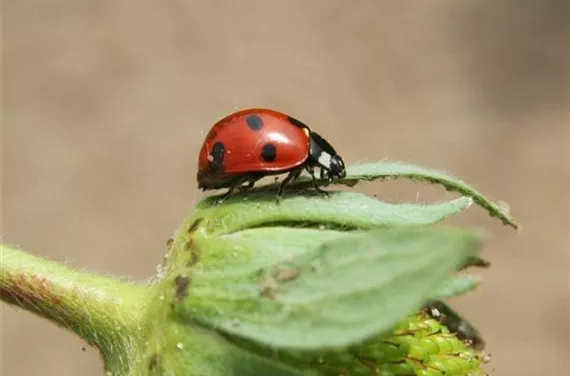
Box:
318 152 332 168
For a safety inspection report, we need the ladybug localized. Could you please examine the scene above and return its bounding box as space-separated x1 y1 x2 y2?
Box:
197 108 346 201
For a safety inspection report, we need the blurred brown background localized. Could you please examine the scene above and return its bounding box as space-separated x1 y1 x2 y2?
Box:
3 1 569 375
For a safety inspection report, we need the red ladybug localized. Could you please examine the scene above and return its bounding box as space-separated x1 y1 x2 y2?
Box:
197 108 346 201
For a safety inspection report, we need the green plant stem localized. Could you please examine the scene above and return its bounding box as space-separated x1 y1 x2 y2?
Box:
0 244 150 367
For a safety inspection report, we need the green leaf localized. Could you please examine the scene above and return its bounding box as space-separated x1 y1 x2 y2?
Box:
195 192 473 235
430 276 481 299
342 161 518 228
172 226 481 350
188 228 348 272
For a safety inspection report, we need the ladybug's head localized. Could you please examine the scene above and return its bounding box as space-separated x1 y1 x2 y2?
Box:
327 154 346 179
308 131 346 181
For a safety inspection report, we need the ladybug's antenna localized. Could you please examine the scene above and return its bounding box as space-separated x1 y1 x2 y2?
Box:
199 129 211 158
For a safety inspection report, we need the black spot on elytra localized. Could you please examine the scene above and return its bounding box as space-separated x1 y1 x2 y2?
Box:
174 275 190 299
208 142 225 173
261 143 277 162
246 115 263 131
287 116 309 129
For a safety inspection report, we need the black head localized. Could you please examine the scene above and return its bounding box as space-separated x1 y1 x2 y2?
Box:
327 154 346 179
308 131 346 180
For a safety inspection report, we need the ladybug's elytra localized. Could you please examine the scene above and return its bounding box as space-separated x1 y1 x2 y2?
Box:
197 108 346 202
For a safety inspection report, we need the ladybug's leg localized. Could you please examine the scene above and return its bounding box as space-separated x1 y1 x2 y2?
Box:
319 167 329 180
244 174 263 190
233 172 264 191
277 168 303 198
217 176 249 203
232 174 264 195
306 166 331 197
